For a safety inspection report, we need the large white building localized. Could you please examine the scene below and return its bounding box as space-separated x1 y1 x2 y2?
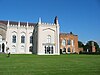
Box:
0 17 60 55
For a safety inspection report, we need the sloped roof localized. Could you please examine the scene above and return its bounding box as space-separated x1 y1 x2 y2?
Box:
60 32 78 36
0 20 36 26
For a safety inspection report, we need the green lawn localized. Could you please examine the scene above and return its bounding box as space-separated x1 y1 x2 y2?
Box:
0 54 100 75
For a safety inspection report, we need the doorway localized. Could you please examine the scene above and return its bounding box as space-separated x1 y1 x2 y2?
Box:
2 43 5 52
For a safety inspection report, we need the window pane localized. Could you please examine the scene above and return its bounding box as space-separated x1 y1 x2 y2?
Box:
21 36 25 43
0 35 2 41
0 44 1 51
67 40 71 45
47 35 51 43
30 36 33 43
62 39 66 46
29 46 32 52
68 48 70 52
12 35 16 43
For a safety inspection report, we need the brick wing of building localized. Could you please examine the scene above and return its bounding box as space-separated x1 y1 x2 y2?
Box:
60 32 79 54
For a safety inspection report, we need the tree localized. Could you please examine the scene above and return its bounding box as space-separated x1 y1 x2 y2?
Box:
85 41 99 52
99 48 100 52
78 41 84 48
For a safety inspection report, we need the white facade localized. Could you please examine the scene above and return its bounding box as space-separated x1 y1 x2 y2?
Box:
0 23 7 53
6 21 34 54
0 17 60 55
33 17 60 55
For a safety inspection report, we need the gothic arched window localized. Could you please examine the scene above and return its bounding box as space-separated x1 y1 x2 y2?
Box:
0 35 2 41
62 39 66 46
21 35 25 43
47 35 51 43
12 35 16 43
68 48 71 52
29 46 33 52
0 44 1 51
30 36 33 43
67 39 71 45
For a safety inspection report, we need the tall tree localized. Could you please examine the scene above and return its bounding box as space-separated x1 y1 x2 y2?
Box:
85 41 99 52
78 41 84 48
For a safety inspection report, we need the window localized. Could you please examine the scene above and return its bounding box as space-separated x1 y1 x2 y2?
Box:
47 46 50 54
2 43 5 52
62 39 66 46
12 35 16 43
0 44 1 51
12 45 16 53
29 46 33 52
30 36 33 43
63 47 66 52
51 46 53 54
45 46 53 54
45 46 46 54
21 35 25 43
0 35 2 41
68 48 70 52
47 35 51 43
67 40 71 45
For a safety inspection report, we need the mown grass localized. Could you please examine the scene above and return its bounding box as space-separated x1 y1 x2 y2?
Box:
0 54 100 75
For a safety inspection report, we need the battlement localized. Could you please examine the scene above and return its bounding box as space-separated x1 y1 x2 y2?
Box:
41 22 55 25
38 16 59 26
0 20 35 28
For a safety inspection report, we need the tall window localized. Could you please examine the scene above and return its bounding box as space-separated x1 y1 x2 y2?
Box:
29 46 33 52
45 46 53 54
45 46 46 54
68 48 71 52
47 46 50 53
21 35 25 43
47 35 51 43
51 46 53 54
30 36 33 43
63 47 66 53
12 35 16 43
0 44 1 51
67 40 71 45
62 39 66 46
0 35 2 41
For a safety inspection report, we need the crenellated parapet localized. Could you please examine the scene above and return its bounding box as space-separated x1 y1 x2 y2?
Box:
41 22 56 26
0 20 35 28
38 16 59 26
7 21 35 28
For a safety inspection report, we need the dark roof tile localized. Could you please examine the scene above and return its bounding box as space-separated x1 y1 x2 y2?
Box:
0 20 36 26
